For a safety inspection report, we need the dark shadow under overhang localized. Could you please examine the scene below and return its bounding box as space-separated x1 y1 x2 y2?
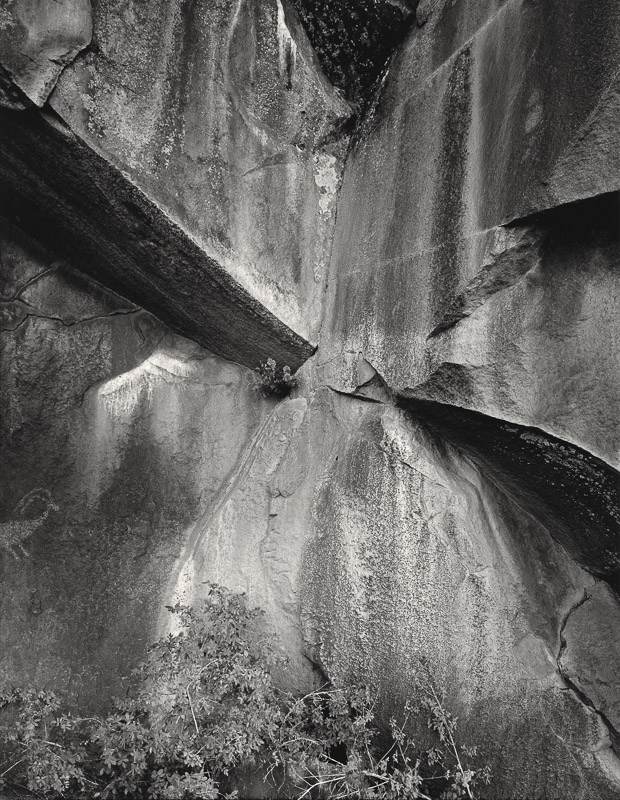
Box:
398 396 620 578
0 106 315 372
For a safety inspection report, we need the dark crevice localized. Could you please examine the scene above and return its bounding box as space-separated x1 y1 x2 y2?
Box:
560 670 620 755
324 360 620 583
558 590 591 638
1 306 140 334
287 0 418 107
559 667 620 755
327 385 385 405
302 652 330 687
395 396 620 579
0 266 58 303
504 189 620 243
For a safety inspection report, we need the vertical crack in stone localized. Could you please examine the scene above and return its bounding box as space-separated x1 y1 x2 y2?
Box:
557 588 620 765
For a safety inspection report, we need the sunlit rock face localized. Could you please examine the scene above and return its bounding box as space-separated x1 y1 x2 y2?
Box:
2 0 620 797
50 0 351 341
321 0 620 464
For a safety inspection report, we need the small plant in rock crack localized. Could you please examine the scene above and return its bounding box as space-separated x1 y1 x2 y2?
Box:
0 585 490 799
255 357 297 397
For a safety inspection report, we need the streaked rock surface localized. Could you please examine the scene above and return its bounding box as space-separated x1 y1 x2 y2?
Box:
2 1 620 797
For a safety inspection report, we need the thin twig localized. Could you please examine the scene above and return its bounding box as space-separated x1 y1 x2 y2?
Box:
185 687 199 736
0 757 24 778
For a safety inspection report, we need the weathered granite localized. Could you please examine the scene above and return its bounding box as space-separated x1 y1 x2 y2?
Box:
0 220 274 706
50 0 352 341
320 0 620 540
0 0 91 108
165 382 620 797
1 0 620 798
0 107 315 371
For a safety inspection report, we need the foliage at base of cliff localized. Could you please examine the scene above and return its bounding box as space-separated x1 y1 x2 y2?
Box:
0 585 489 799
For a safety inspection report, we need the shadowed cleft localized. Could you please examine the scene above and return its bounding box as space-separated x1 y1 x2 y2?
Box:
288 0 418 106
397 396 620 579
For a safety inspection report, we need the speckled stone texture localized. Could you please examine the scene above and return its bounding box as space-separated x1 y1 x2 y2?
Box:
50 0 351 341
1 0 620 797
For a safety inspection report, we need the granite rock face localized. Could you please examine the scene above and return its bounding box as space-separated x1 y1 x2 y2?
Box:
0 0 92 108
0 220 274 705
50 0 351 341
2 0 620 797
0 107 316 371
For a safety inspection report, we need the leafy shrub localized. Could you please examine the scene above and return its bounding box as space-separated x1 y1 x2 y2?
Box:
255 358 297 397
0 585 490 799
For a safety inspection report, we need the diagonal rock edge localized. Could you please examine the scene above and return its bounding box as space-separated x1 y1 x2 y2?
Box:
428 191 620 340
326 365 620 783
397 396 620 579
427 223 547 339
322 368 620 787
0 105 315 372
0 0 93 109
324 357 620 580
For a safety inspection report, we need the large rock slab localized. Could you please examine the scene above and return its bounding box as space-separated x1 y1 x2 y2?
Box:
320 0 620 575
2 2 620 798
0 107 315 371
322 0 620 417
50 0 352 341
165 381 620 798
299 396 620 798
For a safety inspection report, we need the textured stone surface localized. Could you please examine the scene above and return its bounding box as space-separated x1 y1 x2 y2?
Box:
306 0 620 793
164 381 620 797
2 0 620 797
559 582 620 736
0 221 273 706
298 395 620 798
396 398 620 577
0 0 91 107
321 0 620 465
51 0 351 341
0 107 315 371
